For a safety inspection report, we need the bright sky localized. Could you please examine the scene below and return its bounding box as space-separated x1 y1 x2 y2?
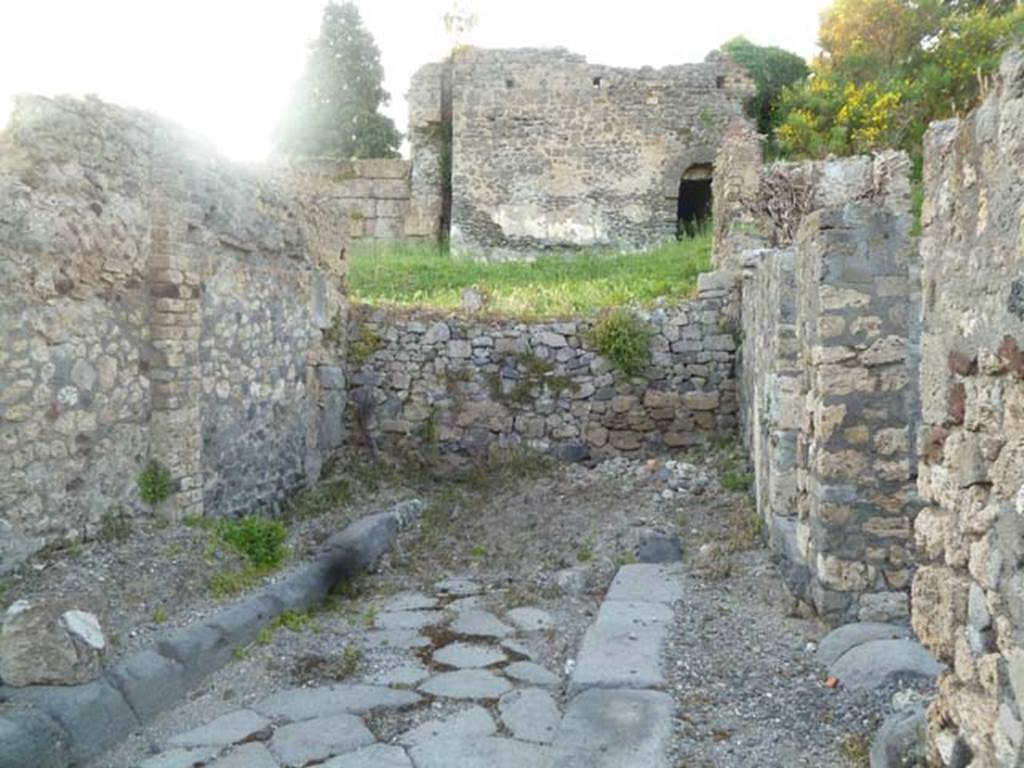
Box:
0 0 831 162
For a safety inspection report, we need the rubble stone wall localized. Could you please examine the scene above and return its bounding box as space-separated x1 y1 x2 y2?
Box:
346 273 739 458
911 48 1024 767
720 132 921 623
407 47 754 259
0 96 348 570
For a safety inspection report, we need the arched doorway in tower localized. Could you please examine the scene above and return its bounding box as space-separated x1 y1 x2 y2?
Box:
677 163 713 238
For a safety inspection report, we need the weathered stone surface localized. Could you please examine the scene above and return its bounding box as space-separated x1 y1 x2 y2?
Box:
269 714 375 767
360 630 432 651
553 689 676 768
419 669 513 700
815 623 912 667
107 649 188 722
828 639 942 692
0 705 69 768
407 735 558 768
139 747 221 768
375 610 445 631
166 709 270 748
604 564 684 604
498 689 561 743
870 704 927 768
450 610 513 639
637 529 683 563
380 593 439 612
399 705 497 746
209 742 280 768
366 660 431 687
504 661 560 688
0 600 105 686
255 685 421 721
505 607 556 633
435 577 483 597
321 743 413 768
432 642 506 669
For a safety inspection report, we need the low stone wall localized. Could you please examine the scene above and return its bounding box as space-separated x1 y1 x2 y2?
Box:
720 132 921 623
347 273 739 458
911 48 1024 767
280 158 436 243
0 96 348 570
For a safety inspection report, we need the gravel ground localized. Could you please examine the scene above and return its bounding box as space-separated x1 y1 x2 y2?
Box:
4 445 931 767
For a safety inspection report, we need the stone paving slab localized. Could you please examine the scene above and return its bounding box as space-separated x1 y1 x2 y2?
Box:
322 743 414 767
139 746 219 768
553 688 676 768
604 564 684 604
268 714 374 767
209 742 279 768
435 577 483 597
506 607 555 632
433 641 507 669
379 593 439 612
365 660 431 687
165 708 269 748
498 689 561 744
360 629 432 650
407 735 560 768
505 661 560 687
374 610 445 631
815 622 912 667
398 706 497 746
419 669 513 700
828 638 942 692
569 600 673 693
450 610 513 639
254 684 420 721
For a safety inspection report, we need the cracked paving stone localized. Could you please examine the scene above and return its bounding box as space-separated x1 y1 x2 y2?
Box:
398 705 497 746
321 743 413 767
419 669 513 700
504 661 560 687
268 714 375 767
432 641 507 669
165 709 270 748
209 743 280 768
554 689 676 768
498 688 561 744
254 684 421 721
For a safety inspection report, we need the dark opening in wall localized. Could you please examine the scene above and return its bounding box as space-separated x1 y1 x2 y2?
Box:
716 75 726 89
677 164 713 238
505 78 515 89
592 76 602 87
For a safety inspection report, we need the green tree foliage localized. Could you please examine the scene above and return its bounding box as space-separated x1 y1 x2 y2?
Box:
720 37 810 137
777 0 1024 163
276 2 401 159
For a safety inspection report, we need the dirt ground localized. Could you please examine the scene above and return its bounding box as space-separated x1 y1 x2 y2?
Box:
4 445 929 767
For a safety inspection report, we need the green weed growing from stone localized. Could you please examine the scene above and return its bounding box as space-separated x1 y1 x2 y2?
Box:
152 608 168 624
137 460 173 505
215 516 289 570
588 310 652 378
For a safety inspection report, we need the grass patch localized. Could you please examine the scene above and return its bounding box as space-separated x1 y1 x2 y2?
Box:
588 309 652 377
137 460 172 505
186 514 290 598
347 234 712 319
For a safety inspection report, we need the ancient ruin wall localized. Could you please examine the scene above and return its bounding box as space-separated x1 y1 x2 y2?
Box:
432 48 753 258
911 48 1024 767
281 158 436 243
719 130 921 623
346 273 739 458
0 96 347 568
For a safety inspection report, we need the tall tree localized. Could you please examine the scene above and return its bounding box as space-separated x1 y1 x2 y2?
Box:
276 2 401 159
720 37 809 138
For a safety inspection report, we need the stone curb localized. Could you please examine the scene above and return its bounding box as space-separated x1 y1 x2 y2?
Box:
0 500 422 768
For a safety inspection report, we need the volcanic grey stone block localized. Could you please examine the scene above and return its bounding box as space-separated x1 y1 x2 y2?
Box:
604 564 684 604
167 709 270 748
0 704 70 768
450 610 513 638
554 689 676 768
637 530 683 563
504 661 560 688
399 705 497 746
870 704 928 768
419 669 513 700
205 593 283 647
816 622 912 667
829 639 943 691
569 600 673 693
154 623 234 687
255 684 421 721
322 744 413 767
8 679 139 763
269 714 375 767
433 642 506 669
499 689 561 743
209 742 280 768
107 649 188 722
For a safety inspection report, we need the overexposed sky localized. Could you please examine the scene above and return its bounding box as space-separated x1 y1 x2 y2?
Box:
0 1 831 162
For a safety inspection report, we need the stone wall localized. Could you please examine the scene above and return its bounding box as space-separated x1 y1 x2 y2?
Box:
279 158 435 243
0 96 348 570
407 47 754 259
346 273 739 458
722 133 921 623
911 48 1024 767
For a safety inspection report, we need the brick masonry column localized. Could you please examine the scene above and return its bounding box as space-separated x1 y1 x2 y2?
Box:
146 149 203 521
794 200 919 625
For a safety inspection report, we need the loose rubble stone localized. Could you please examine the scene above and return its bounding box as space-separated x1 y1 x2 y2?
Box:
419 669 514 700
432 642 506 669
255 685 421 721
0 600 105 686
498 689 561 744
398 706 497 746
268 714 375 767
506 607 555 632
